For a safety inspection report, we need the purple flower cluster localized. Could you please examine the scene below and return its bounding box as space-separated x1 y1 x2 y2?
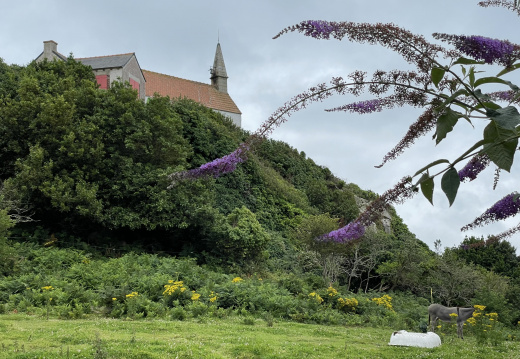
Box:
342 99 383 114
300 20 340 39
489 90 518 103
459 36 516 65
458 154 491 182
191 146 247 179
462 192 520 230
168 144 249 186
434 33 518 66
317 221 366 243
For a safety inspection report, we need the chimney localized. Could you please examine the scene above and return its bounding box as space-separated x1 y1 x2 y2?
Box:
43 40 58 61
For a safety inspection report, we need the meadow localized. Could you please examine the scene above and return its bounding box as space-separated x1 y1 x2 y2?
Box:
2 313 520 359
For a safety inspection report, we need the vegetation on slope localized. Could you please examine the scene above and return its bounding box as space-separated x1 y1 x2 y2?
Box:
1 57 520 336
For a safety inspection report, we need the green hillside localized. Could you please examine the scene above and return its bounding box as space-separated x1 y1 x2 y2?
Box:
0 56 406 266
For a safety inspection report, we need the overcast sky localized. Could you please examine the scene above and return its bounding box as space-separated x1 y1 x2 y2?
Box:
1 0 519 252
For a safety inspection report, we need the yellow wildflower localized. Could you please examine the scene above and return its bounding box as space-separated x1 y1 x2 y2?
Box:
126 291 138 298
308 292 323 303
209 291 217 303
232 277 243 283
163 280 186 296
337 297 358 311
327 286 338 297
474 304 486 311
371 294 393 311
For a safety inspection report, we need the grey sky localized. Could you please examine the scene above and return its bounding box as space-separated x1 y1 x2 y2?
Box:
1 0 518 251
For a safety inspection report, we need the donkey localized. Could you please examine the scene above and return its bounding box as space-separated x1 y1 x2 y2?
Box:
428 304 475 339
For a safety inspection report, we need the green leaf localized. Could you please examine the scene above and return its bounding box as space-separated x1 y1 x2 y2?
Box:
475 102 502 110
473 89 492 101
496 62 520 77
413 159 450 177
434 89 470 113
441 167 460 207
434 108 462 144
431 67 445 88
474 76 514 89
483 121 518 172
419 174 434 205
469 67 476 88
453 57 485 65
486 106 520 130
453 139 488 165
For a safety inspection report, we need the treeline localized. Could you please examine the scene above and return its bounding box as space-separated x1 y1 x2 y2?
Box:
1 57 520 326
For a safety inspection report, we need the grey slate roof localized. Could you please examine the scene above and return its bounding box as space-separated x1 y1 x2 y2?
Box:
77 53 135 70
35 51 67 62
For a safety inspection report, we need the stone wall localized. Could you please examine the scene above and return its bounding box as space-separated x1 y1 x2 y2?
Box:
355 196 393 234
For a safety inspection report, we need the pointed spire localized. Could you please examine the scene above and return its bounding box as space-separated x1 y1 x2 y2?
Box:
210 42 228 93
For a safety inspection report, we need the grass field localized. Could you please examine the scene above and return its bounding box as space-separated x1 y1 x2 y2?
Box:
1 313 520 358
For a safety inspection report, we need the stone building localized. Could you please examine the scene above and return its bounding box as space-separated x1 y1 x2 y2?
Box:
77 53 146 100
35 41 241 127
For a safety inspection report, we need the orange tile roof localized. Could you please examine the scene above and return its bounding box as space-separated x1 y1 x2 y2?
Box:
142 70 241 115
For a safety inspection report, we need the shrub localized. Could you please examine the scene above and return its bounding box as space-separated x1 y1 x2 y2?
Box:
170 306 187 321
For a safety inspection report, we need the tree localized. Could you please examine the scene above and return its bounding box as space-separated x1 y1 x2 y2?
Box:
289 213 346 283
452 236 519 277
212 206 270 265
0 58 213 247
376 234 432 294
428 251 483 306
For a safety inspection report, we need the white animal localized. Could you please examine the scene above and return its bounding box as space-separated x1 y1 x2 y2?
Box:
389 330 441 348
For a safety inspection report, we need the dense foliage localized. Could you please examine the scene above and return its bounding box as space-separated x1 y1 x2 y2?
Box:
0 57 374 267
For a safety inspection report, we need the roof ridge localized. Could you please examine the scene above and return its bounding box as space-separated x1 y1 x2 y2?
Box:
76 52 135 60
142 69 209 87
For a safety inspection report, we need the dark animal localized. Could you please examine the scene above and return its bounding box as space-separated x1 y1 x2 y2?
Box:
428 303 475 339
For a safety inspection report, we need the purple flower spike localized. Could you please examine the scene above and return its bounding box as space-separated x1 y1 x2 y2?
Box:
492 91 515 102
458 154 491 182
193 147 246 178
343 99 384 114
462 192 520 230
318 221 365 243
434 33 519 66
301 20 340 39
168 143 249 186
457 35 516 65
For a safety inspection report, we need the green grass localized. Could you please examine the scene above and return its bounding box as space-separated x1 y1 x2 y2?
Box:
1 313 520 358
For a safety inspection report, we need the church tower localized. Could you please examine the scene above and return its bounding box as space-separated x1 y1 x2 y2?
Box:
210 42 228 93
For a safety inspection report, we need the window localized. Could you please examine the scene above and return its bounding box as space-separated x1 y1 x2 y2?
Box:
129 78 140 97
95 75 109 89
